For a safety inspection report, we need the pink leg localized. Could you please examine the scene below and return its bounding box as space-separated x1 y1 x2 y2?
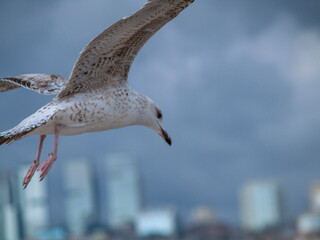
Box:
23 135 46 189
38 124 64 182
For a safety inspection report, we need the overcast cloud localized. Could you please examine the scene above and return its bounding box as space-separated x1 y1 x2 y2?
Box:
0 0 320 225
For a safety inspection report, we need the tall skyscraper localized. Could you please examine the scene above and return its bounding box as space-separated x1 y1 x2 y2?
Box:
18 166 49 239
0 175 20 240
64 159 96 236
105 153 142 228
240 180 282 232
310 182 320 213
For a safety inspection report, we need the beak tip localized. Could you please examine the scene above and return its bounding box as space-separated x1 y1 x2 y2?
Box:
158 127 172 146
167 137 172 146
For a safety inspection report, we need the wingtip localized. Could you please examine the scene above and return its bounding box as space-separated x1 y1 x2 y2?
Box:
0 134 7 146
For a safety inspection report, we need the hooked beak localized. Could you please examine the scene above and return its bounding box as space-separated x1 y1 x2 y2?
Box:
158 127 172 146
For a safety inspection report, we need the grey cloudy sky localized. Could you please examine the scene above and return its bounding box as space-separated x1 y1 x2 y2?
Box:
1 0 320 226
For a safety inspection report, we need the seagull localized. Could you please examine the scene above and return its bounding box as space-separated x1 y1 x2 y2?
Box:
0 0 194 188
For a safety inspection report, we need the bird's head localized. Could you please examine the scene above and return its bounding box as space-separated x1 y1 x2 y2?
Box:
140 97 171 146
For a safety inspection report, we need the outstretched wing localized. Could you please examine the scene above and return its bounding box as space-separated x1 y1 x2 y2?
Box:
58 0 194 97
0 74 68 95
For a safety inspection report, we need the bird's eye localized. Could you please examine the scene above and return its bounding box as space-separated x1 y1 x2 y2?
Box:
156 109 162 119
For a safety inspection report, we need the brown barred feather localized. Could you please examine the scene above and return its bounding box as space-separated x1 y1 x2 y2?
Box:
0 74 68 95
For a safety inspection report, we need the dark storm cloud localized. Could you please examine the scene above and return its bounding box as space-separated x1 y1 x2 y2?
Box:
1 0 320 225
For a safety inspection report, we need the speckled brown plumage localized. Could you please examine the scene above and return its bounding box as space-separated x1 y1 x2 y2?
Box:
58 0 194 97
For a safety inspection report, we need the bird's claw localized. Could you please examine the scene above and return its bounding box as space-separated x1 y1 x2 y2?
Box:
38 154 57 182
22 160 39 189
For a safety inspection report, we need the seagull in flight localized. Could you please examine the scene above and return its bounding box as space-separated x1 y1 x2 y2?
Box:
0 0 194 188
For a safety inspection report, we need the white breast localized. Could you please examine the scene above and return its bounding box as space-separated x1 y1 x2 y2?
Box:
35 89 142 136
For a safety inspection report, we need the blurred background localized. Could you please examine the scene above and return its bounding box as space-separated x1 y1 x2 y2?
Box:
0 0 320 239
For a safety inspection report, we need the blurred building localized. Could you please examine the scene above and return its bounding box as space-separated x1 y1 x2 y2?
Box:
240 180 282 232
18 166 49 239
136 208 177 238
297 212 320 235
105 153 142 229
185 206 233 240
191 206 216 225
183 223 233 240
0 175 20 240
36 227 66 240
64 159 96 236
310 182 320 213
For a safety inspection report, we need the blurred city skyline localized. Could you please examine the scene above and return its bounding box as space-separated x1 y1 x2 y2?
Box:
1 0 320 227
1 154 320 240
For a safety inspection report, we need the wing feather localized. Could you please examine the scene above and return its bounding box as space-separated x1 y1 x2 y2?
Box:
58 0 194 97
0 74 68 95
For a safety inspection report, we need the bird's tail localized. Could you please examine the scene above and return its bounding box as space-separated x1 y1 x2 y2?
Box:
0 103 59 146
0 128 33 145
